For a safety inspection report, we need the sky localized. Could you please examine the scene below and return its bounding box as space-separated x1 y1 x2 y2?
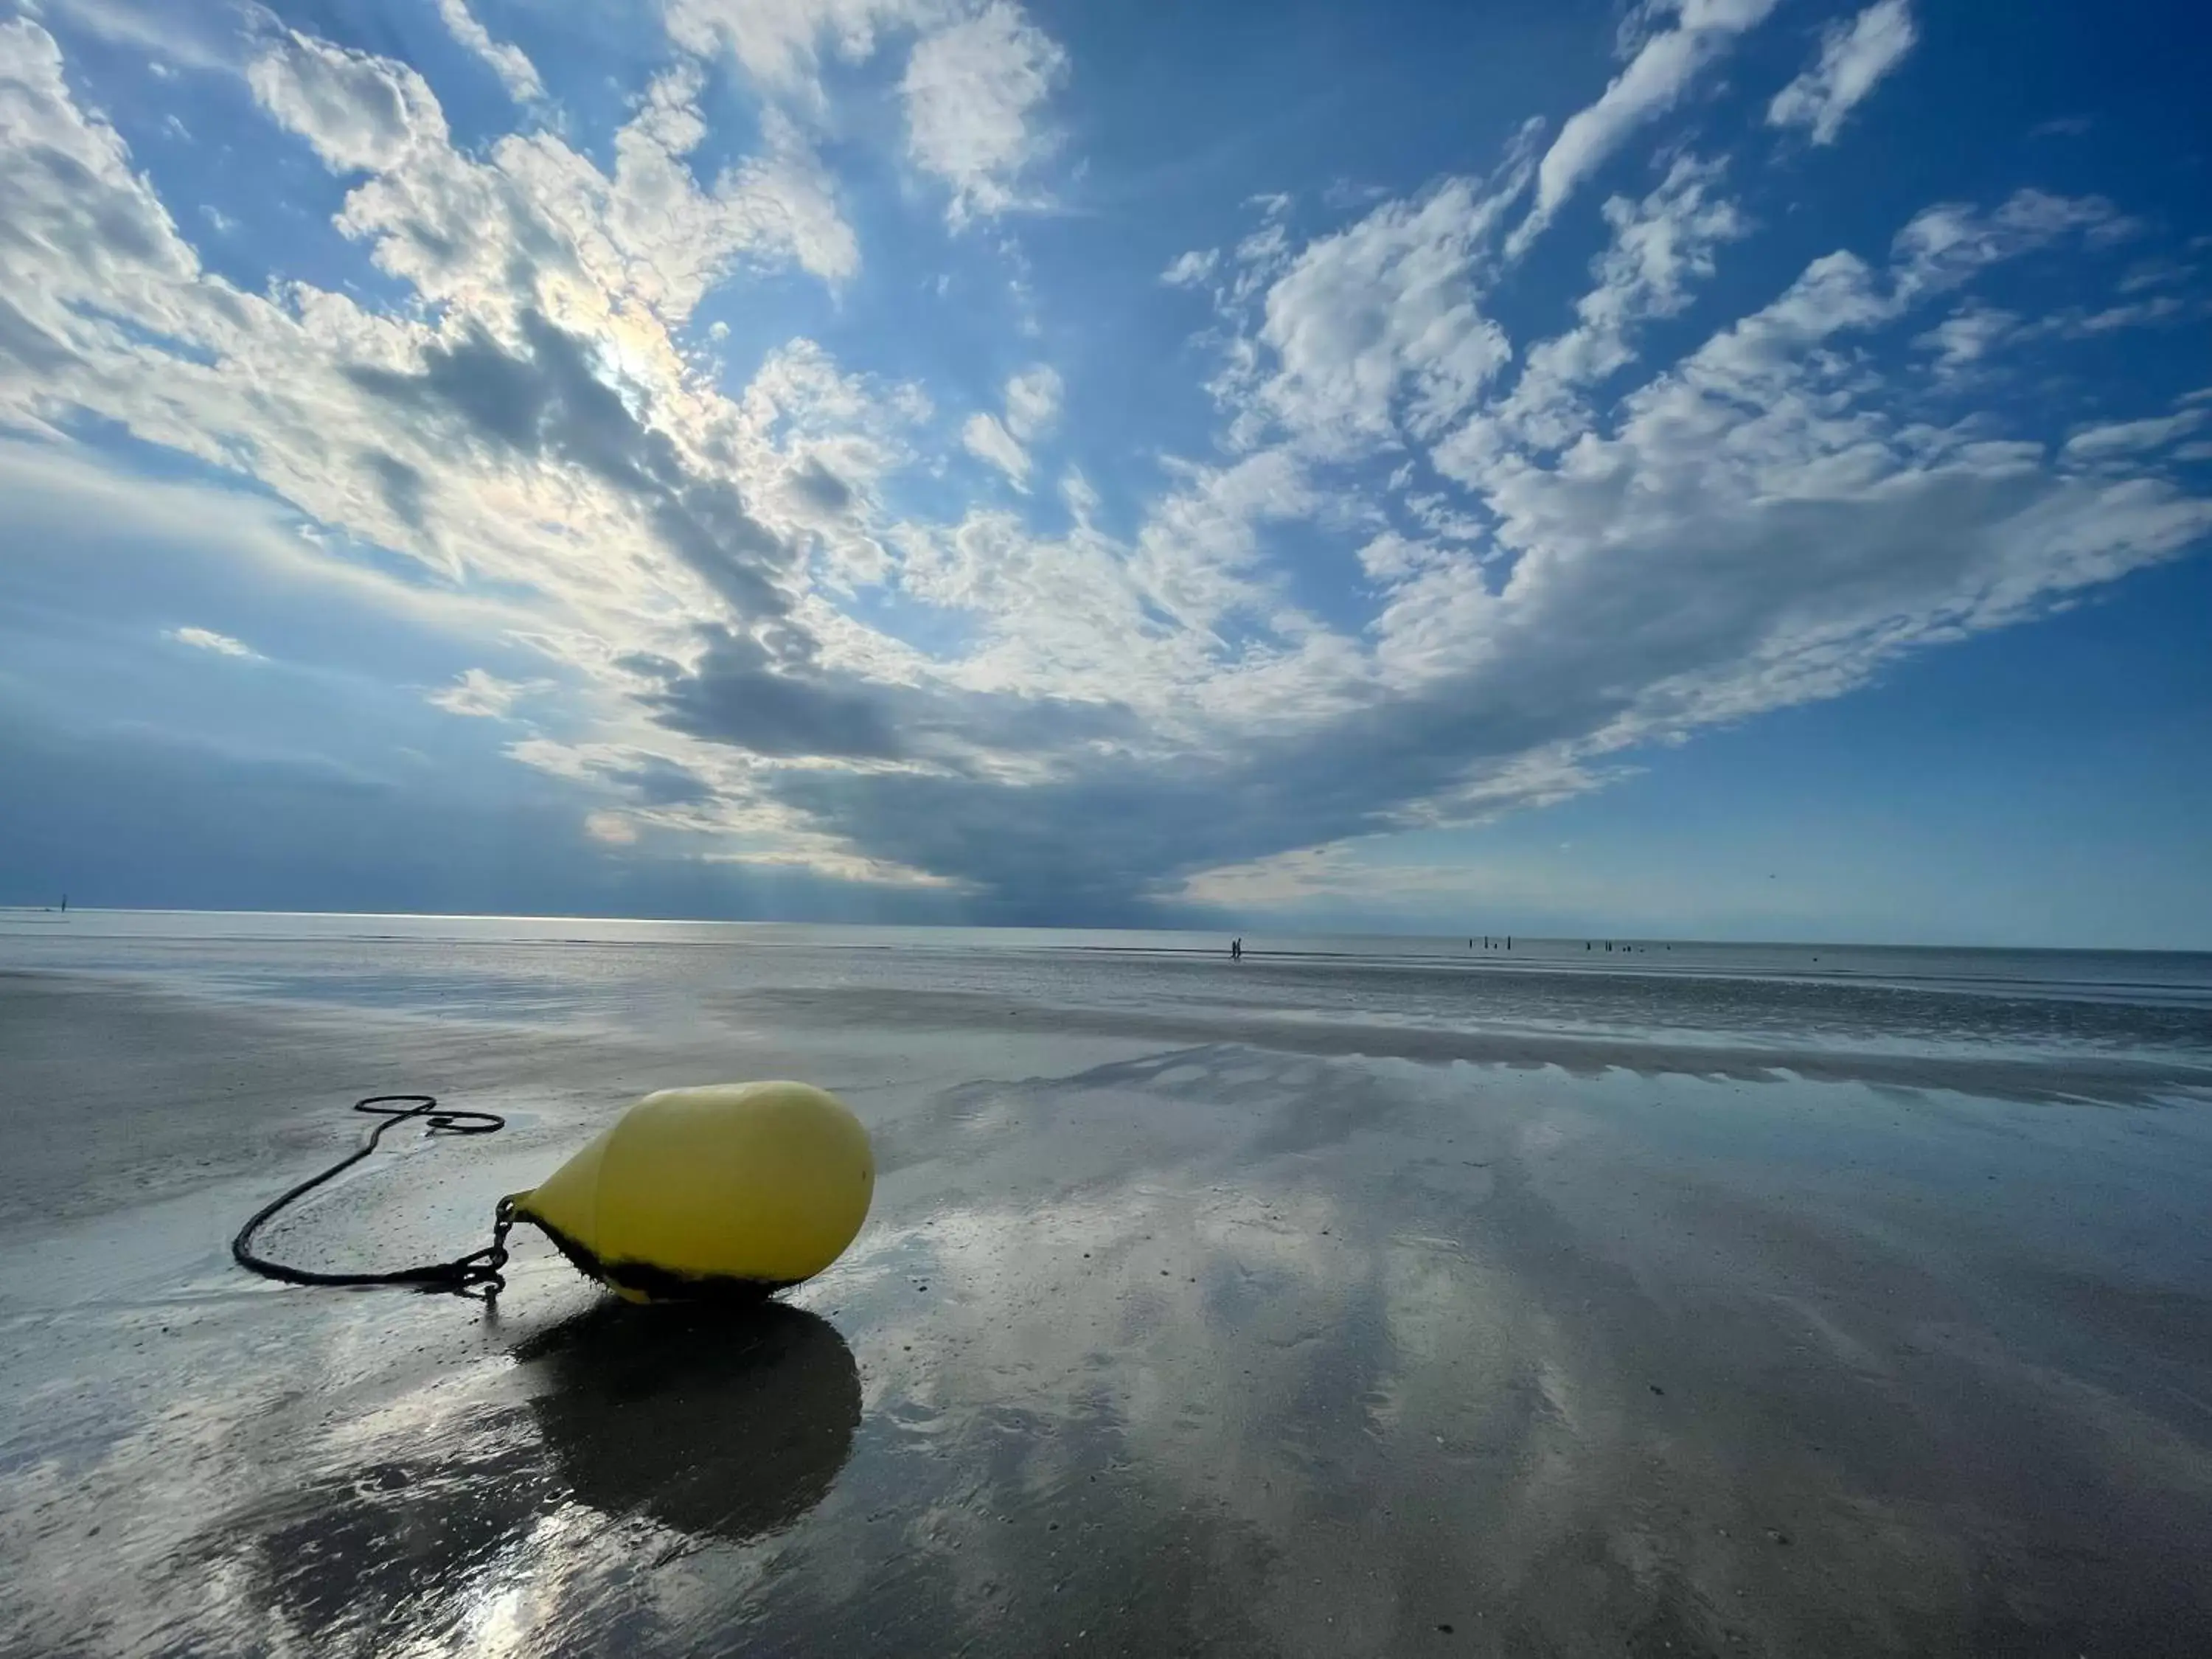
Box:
1 0 2208 947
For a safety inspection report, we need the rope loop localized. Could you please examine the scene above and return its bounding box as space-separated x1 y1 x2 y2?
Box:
232 1096 512 1297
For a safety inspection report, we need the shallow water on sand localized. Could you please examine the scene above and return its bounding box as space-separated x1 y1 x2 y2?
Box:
7 909 2212 1057
1 919 2210 1655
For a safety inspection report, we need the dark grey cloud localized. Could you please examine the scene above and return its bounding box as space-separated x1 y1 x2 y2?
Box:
786 457 855 516
366 451 428 530
19 139 167 265
636 625 1143 769
763 692 1572 922
754 465 2118 917
604 754 715 807
636 627 903 760
348 310 796 617
0 291 76 373
729 574 1638 915
0 703 967 924
640 640 1547 921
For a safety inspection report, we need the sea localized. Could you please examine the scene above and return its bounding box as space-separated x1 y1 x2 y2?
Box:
4 908 2208 1064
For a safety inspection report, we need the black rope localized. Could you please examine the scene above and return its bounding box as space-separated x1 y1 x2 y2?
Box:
232 1095 516 1297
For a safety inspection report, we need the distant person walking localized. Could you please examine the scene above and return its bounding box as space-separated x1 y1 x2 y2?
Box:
1231 937 1242 961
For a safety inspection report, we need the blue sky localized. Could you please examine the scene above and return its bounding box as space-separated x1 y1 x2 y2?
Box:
1 0 2208 945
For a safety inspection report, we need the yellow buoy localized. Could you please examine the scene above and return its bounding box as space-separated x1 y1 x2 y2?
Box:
507 1082 874 1303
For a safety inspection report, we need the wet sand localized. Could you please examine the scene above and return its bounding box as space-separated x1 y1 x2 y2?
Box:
4 971 2212 1656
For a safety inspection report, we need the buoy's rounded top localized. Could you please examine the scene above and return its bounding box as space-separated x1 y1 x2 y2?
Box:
511 1081 874 1302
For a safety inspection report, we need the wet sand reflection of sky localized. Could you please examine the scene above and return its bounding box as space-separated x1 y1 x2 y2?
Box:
5 986 2211 1656
193 1304 858 1652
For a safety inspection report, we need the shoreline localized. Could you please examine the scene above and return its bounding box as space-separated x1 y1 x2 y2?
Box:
13 963 2211 1112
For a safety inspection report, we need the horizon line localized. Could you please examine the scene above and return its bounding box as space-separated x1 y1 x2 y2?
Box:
2 904 2207 957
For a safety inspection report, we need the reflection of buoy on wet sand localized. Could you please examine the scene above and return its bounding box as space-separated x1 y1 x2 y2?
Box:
518 1302 860 1541
236 1304 860 1627
509 1082 875 1303
231 1082 873 1302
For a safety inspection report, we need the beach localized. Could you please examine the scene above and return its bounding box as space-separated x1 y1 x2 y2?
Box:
3 917 2211 1656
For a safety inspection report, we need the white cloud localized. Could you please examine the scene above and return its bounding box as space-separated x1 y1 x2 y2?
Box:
1356 532 1438 584
428 668 535 718
1512 0 1776 256
1448 155 1746 474
1406 212 2212 762
1768 0 1918 146
953 364 1061 487
1914 302 2018 373
2059 294 2205 334
247 31 446 176
1180 843 1470 908
1161 248 1220 288
961 411 1031 484
1918 282 2204 371
585 77 861 297
584 810 639 844
0 18 887 813
2118 258 2193 295
1244 178 1517 456
665 0 943 106
1582 155 1747 330
1127 448 1327 644
901 1 1067 225
249 40 860 332
0 19 207 375
434 0 545 105
1060 468 1100 523
2062 409 2205 462
44 0 237 72
165 625 257 658
1891 189 2132 302
1003 363 1062 441
1177 834 1623 913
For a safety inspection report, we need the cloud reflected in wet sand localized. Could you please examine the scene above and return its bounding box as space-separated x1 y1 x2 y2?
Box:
192 1304 857 1651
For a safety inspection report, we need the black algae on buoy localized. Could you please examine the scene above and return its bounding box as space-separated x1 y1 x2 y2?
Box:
232 1082 874 1302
